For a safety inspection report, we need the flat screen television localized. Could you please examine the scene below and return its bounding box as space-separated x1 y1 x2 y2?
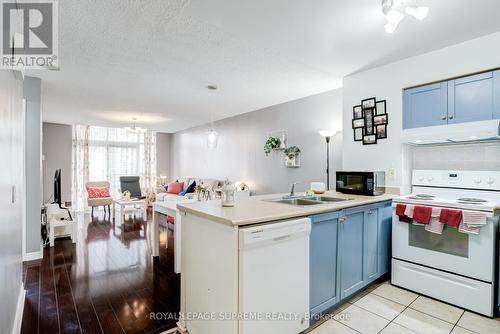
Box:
54 169 62 207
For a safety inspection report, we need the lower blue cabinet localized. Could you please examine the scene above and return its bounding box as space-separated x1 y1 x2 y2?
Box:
310 200 392 319
310 211 340 319
340 206 365 299
363 207 380 284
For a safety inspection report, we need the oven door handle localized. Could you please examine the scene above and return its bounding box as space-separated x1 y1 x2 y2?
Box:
391 203 494 218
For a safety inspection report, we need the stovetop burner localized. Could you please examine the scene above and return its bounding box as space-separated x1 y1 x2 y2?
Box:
457 198 488 203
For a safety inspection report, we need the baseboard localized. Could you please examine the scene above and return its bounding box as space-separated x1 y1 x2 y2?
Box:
12 283 25 334
23 245 43 262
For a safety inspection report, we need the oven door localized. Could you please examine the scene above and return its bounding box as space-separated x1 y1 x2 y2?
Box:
392 205 497 282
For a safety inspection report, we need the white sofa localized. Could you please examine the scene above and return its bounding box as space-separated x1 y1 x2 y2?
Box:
155 177 222 201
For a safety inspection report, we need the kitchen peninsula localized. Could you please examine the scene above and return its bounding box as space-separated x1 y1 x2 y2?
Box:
176 192 395 334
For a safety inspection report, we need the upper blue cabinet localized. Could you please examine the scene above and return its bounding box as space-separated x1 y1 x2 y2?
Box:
404 69 500 130
448 72 494 124
403 82 448 129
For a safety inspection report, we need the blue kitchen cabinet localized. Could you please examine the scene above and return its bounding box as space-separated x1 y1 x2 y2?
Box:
494 70 500 120
403 82 448 129
309 211 340 319
339 206 365 299
339 201 392 299
310 201 392 316
363 206 379 284
404 70 500 130
448 72 494 124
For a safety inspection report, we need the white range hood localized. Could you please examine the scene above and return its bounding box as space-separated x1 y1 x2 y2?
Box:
401 119 500 145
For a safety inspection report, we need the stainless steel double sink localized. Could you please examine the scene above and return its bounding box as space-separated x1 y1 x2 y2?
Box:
265 196 353 206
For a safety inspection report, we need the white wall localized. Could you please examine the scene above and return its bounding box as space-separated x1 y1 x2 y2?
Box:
156 132 172 178
342 32 500 193
170 89 343 195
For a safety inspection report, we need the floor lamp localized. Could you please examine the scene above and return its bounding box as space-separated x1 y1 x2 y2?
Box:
319 130 336 191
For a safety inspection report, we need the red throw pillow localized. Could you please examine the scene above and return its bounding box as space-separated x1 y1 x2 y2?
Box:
87 187 110 198
99 187 110 198
167 182 184 194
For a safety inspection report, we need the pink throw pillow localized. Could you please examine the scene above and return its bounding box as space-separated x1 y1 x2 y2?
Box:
167 182 184 194
99 187 110 198
87 187 110 198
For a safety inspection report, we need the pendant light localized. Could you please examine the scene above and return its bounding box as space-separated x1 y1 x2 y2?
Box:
124 117 146 134
206 85 219 149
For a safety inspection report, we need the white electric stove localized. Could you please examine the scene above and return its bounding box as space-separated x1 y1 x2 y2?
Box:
392 170 500 317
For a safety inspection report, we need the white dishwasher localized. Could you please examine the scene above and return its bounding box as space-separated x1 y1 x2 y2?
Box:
238 218 311 334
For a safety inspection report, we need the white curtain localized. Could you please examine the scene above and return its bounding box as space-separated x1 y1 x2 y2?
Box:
71 125 90 212
143 130 156 205
72 125 157 211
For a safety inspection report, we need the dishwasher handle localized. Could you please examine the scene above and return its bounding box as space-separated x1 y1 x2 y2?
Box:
239 218 311 250
273 234 292 242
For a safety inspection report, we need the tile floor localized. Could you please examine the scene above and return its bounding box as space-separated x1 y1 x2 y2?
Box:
308 280 500 334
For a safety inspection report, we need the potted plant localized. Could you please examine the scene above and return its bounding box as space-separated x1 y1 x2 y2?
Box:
284 146 301 167
264 136 281 156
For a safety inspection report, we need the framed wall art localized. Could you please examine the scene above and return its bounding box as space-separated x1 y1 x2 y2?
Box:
352 98 388 145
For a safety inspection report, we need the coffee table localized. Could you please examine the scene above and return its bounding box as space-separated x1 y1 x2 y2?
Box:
112 198 147 225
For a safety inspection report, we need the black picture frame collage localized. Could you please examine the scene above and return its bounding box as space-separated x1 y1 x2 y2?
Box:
352 97 388 145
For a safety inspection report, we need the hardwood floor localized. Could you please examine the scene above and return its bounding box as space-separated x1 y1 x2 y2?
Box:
21 210 180 334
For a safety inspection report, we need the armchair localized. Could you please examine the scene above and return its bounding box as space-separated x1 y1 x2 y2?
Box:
86 181 113 217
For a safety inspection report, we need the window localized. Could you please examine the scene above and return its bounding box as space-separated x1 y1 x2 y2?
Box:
88 126 156 197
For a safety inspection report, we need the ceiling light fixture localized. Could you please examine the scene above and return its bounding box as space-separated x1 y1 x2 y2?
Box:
405 6 429 20
124 117 147 134
206 85 219 149
381 0 429 33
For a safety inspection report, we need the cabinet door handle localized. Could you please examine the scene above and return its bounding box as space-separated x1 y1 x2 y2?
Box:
368 210 373 215
339 217 346 223
441 115 446 120
448 115 454 120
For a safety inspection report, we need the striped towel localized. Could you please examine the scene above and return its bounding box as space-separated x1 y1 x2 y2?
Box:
459 222 481 235
425 207 443 234
462 210 487 226
404 204 414 218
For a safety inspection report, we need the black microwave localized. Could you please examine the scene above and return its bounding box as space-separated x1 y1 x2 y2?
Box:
336 171 386 196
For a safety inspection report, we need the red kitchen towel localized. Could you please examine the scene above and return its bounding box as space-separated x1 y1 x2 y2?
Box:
396 204 412 223
439 209 463 228
396 203 407 216
413 206 432 224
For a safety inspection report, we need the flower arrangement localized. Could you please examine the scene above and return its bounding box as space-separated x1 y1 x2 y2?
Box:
264 136 281 156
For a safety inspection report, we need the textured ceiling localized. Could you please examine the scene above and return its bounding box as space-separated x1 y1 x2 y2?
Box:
32 0 500 132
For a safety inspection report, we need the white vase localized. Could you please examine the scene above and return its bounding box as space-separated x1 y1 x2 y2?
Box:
285 156 298 167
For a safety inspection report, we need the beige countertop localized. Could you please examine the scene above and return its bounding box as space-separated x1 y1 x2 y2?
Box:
177 192 397 226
